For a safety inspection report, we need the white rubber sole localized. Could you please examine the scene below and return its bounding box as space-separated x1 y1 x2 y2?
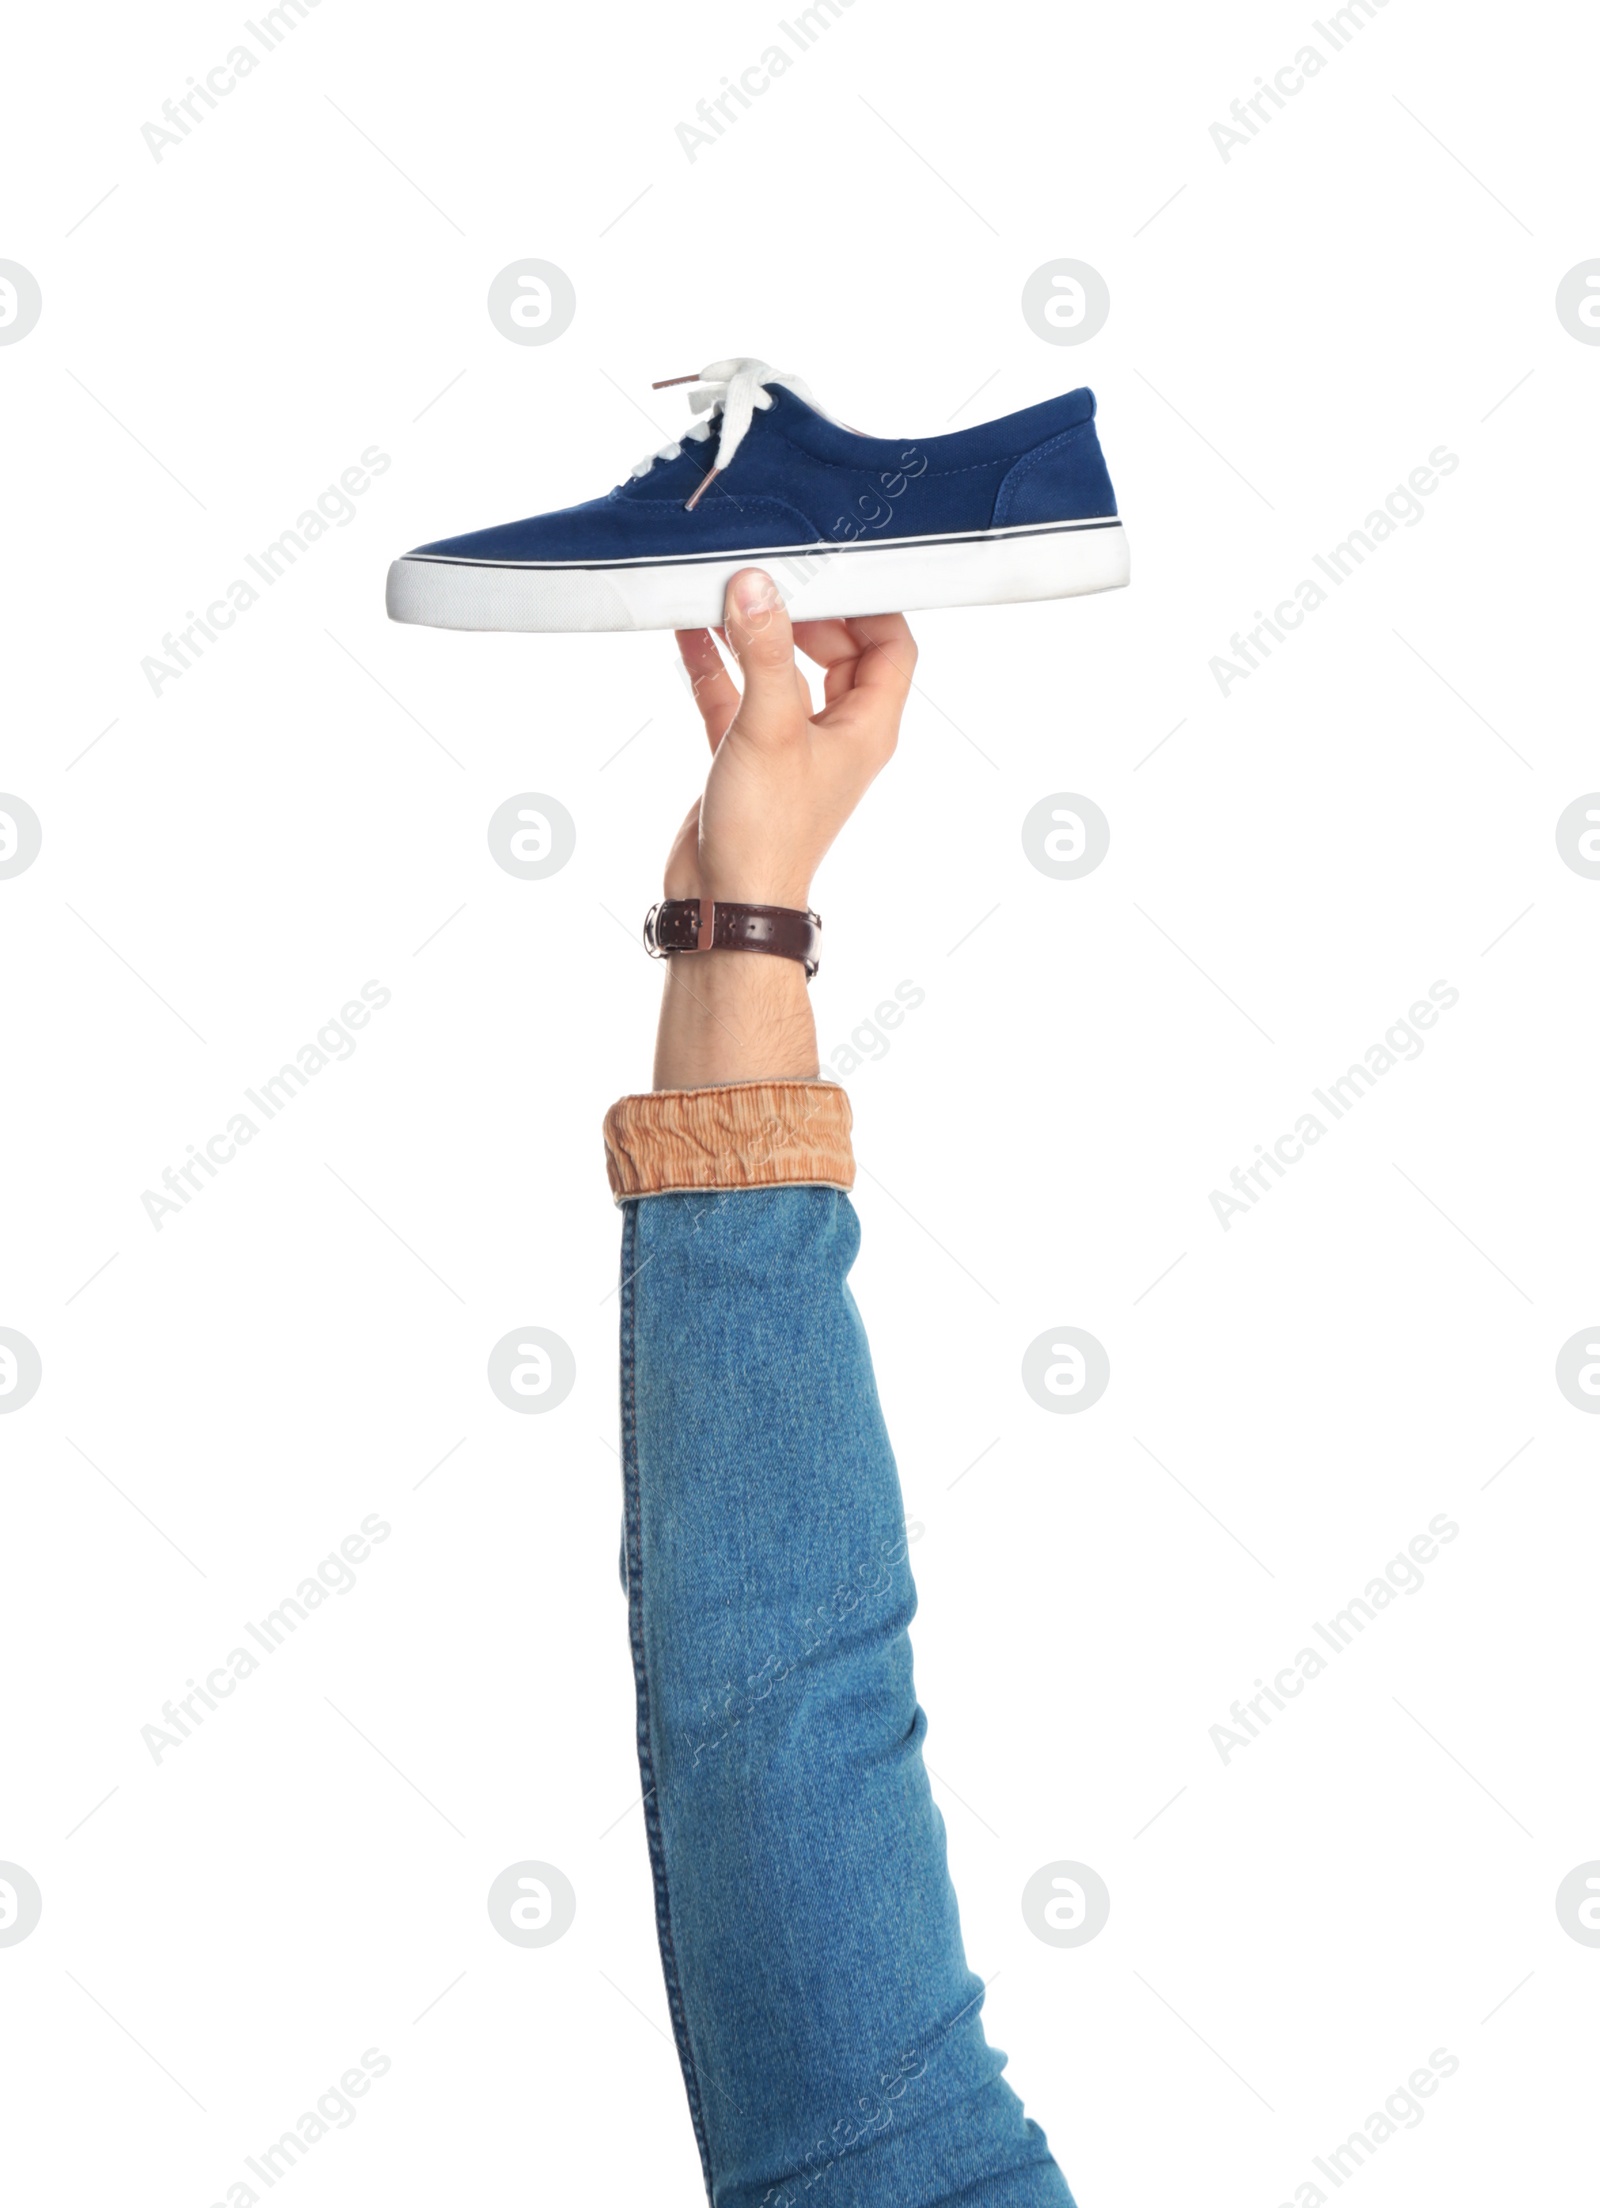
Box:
385 518 1129 633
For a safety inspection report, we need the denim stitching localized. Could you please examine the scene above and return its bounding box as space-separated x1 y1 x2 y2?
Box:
620 1202 717 2200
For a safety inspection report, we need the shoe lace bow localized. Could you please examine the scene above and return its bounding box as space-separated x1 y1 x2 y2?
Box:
630 356 821 508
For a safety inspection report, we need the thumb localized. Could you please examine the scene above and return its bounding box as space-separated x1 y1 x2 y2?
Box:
722 568 797 732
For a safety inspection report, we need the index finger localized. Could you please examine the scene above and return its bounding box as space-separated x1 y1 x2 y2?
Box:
793 612 917 701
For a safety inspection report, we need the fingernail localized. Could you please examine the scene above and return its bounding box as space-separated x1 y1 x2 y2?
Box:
731 568 780 616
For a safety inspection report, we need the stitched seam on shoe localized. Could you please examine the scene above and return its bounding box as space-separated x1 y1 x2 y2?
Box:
992 421 1096 528
774 428 1033 480
617 492 820 522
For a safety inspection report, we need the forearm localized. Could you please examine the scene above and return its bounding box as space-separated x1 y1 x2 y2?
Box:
652 947 818 1090
608 1123 1064 2202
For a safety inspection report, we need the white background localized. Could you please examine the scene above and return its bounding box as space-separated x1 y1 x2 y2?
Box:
3 0 1597 2201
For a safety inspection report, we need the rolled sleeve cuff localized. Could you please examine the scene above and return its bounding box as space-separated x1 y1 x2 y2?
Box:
603 1080 854 1203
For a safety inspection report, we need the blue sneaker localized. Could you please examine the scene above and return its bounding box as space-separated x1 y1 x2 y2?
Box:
386 357 1127 632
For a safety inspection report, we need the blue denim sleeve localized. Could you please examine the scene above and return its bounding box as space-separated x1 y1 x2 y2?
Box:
620 1185 1075 2208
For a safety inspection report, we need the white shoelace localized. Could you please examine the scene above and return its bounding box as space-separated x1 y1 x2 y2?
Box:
630 357 823 509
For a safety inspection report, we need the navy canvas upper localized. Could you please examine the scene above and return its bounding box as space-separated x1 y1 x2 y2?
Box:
412 385 1117 565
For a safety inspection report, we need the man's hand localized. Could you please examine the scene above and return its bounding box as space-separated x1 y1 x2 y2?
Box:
665 568 916 906
653 568 917 1090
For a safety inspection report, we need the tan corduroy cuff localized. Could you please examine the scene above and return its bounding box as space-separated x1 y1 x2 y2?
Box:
603 1080 854 1203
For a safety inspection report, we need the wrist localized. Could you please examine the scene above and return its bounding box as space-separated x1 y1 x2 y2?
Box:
689 872 813 909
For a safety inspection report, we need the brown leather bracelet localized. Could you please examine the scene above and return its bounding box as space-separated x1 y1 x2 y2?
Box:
643 897 822 979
